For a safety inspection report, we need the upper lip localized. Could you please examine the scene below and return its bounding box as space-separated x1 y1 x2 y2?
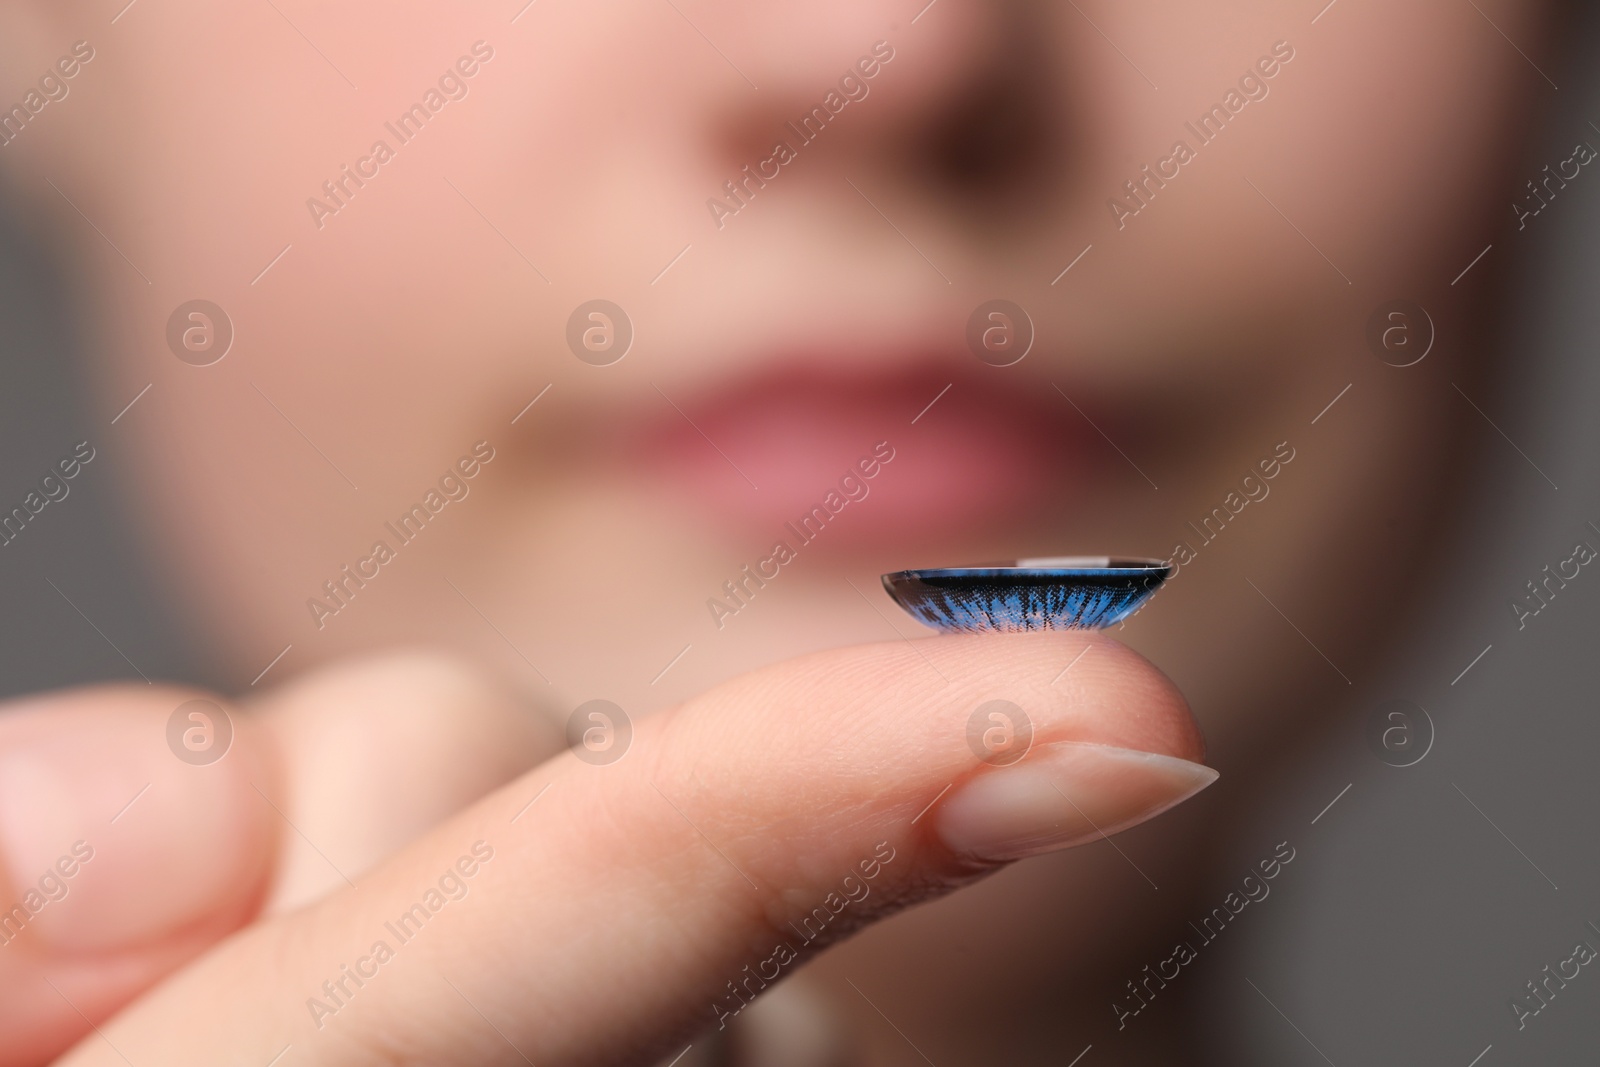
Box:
514 325 1160 492
627 352 1090 450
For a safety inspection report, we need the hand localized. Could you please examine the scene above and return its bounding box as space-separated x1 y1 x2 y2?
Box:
10 633 1214 1066
0 653 559 1067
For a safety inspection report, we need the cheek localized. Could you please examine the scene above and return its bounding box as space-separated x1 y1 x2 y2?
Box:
1047 0 1539 376
1255 11 1535 282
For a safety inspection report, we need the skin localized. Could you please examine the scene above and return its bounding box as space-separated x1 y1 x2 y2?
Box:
0 0 1556 1063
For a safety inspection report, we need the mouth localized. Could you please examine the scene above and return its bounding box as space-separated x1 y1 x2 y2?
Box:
624 356 1104 542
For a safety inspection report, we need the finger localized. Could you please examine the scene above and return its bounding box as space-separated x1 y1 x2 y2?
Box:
59 632 1215 1067
0 685 275 1067
244 651 563 912
0 654 558 1067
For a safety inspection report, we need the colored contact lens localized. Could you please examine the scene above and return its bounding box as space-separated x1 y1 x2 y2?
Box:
881 556 1172 633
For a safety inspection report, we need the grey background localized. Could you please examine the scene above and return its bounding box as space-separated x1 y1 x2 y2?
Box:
0 10 1597 1066
0 192 202 695
1201 10 1600 1062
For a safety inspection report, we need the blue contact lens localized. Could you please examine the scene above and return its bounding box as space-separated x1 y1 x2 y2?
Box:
881 557 1172 633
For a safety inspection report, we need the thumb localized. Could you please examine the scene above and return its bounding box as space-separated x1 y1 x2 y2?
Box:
57 632 1215 1067
0 686 275 1067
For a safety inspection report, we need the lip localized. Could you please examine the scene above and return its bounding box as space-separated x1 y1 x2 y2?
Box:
625 358 1102 539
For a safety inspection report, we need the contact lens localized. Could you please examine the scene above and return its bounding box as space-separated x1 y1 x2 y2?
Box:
880 557 1172 633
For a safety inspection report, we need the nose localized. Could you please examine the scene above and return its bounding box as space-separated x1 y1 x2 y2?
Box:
700 0 1063 221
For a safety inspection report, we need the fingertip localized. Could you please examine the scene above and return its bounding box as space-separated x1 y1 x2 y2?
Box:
0 684 274 954
875 630 1206 765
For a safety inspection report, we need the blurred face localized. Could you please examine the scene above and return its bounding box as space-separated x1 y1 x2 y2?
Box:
1 0 1548 724
0 0 1554 1055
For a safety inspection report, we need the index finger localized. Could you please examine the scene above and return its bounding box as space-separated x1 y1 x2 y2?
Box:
56 632 1213 1067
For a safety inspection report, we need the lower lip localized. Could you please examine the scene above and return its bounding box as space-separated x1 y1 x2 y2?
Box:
633 374 1090 540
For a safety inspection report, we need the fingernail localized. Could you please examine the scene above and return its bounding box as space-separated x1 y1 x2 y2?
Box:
935 740 1218 861
0 707 269 953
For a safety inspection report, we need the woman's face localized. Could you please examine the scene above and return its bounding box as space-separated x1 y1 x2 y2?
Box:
3 0 1548 726
0 3 1549 752
0 0 1555 1055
